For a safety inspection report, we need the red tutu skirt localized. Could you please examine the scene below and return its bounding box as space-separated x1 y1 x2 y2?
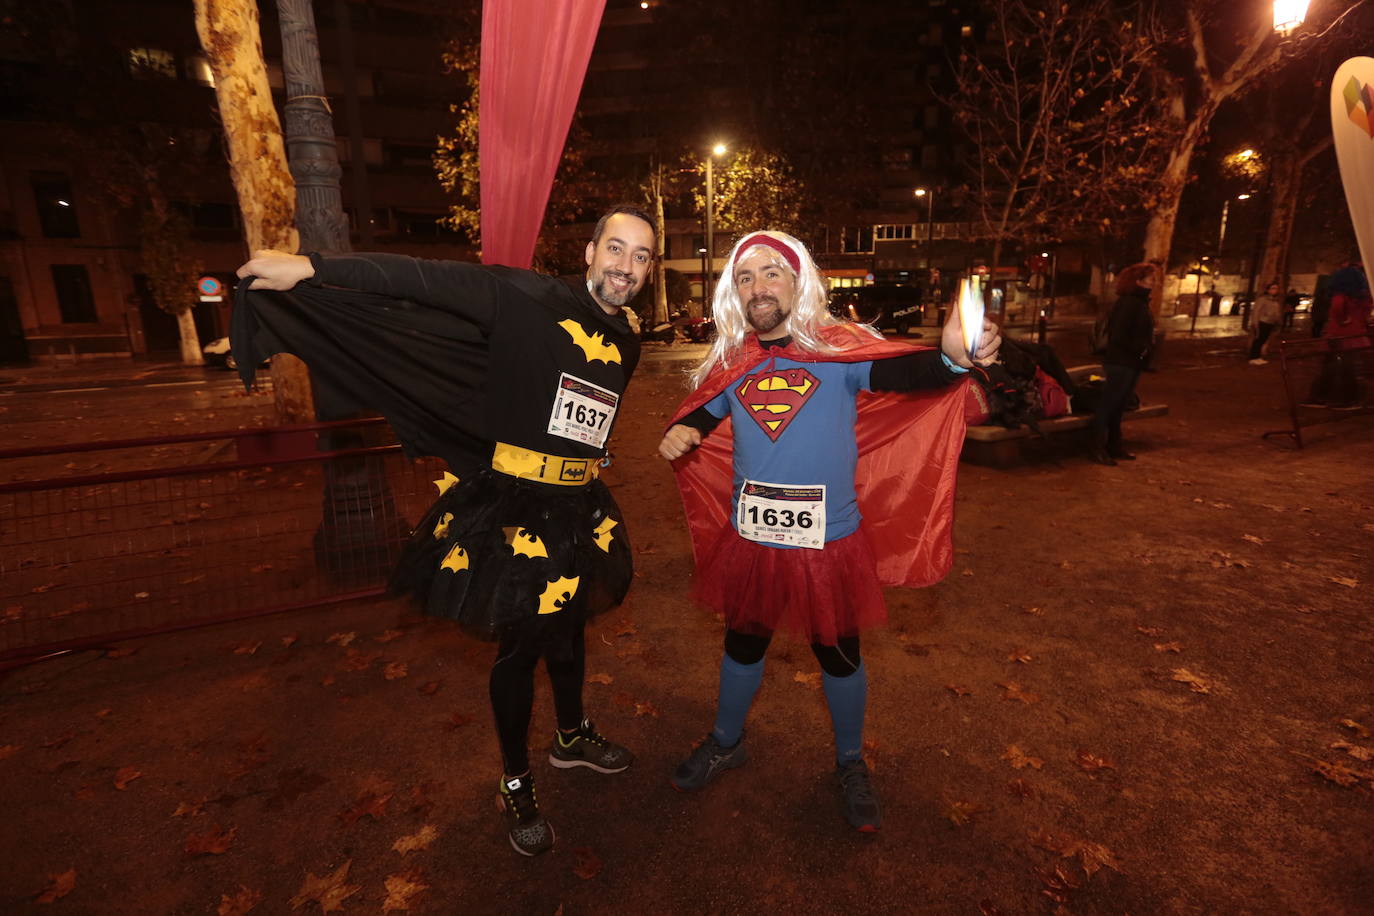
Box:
692 525 887 645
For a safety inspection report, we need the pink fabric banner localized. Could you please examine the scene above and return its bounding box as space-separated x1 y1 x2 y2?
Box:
478 0 607 268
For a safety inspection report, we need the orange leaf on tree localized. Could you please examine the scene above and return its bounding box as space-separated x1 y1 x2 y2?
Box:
290 860 361 913
34 868 76 904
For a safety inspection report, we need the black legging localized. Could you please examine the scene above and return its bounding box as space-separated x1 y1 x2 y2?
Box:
490 617 586 775
1090 362 1140 450
724 627 862 678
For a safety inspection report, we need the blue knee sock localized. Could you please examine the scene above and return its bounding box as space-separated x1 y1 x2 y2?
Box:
822 661 867 766
711 653 764 747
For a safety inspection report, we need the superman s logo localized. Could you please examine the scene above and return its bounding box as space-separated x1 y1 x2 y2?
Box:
735 367 821 441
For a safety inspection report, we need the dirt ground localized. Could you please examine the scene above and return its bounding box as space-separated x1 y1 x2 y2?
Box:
1 327 1372 915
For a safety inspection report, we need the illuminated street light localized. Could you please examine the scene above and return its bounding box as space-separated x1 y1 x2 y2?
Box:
1272 0 1309 35
1237 193 1251 200
1236 148 1256 161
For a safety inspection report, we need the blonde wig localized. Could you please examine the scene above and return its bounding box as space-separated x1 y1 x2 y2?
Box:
689 230 880 388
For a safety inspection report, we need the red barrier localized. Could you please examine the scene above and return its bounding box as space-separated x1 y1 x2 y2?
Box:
1265 326 1374 447
0 421 445 663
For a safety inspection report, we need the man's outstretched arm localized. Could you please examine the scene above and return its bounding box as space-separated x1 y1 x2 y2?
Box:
236 249 500 330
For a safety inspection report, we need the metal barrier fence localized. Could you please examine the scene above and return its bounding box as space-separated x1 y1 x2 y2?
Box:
0 420 445 663
1265 326 1374 448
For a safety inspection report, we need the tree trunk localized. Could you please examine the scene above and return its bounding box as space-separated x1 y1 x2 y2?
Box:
652 171 668 325
176 308 204 366
1141 127 1199 316
1258 149 1299 293
194 0 313 424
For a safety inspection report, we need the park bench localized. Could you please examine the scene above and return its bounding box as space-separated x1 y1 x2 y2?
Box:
961 365 1170 467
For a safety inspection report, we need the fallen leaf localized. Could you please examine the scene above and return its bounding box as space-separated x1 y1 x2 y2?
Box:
231 641 262 655
1058 560 1073 570
1006 778 1034 798
339 792 392 826
1241 534 1266 545
1077 840 1123 876
1031 828 1123 878
321 675 336 687
290 861 361 913
106 646 139 659
1035 863 1081 904
217 886 262 916
281 635 299 648
1022 606 1044 616
942 800 983 825
1295 605 1316 614
1309 758 1364 788
383 662 408 680
615 622 638 638
862 737 880 772
1340 718 1371 739
997 681 1040 704
374 629 404 643
0 744 21 759
40 732 75 750
945 684 972 697
1170 668 1214 694
1330 741 1374 762
1135 625 1163 637
444 712 472 731
173 798 207 818
326 632 357 648
794 671 822 689
34 868 76 904
573 847 603 880
587 673 614 685
634 701 661 718
1001 745 1044 770
382 869 429 912
418 681 442 696
1153 641 1183 653
186 824 237 856
73 785 95 800
114 766 143 789
961 568 974 576
392 824 439 856
1075 749 1116 773
1329 576 1359 589
1006 649 1033 664
1210 502 1233 509
341 650 382 672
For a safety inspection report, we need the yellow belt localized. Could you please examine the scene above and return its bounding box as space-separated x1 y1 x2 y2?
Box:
491 442 600 487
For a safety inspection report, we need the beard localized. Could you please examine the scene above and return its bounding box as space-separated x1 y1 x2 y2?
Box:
591 268 637 308
745 295 787 333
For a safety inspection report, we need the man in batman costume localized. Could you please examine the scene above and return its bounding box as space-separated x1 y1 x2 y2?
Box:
233 206 655 857
658 231 1000 832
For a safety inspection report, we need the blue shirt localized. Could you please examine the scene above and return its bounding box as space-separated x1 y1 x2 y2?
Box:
705 356 873 546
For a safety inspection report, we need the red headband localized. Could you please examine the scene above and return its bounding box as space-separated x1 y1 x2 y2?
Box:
734 233 801 275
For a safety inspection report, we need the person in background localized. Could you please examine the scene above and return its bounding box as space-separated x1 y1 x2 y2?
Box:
1090 262 1156 466
1248 282 1283 365
1307 264 1372 409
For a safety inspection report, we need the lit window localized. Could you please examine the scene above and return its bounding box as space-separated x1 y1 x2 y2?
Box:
127 47 176 80
961 24 973 37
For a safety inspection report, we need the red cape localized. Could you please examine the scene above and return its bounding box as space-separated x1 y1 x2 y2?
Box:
668 324 968 588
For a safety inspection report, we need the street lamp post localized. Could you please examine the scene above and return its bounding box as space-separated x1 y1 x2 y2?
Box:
703 143 726 313
915 188 934 321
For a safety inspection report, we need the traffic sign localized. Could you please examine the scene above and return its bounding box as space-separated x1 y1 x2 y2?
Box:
197 276 222 297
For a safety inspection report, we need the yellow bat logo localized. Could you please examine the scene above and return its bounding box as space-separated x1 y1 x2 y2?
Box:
439 543 469 573
503 526 548 559
432 471 460 496
592 516 617 553
559 319 621 365
538 575 580 615
432 512 454 540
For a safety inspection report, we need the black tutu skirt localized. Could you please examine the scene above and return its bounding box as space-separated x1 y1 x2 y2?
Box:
389 468 633 639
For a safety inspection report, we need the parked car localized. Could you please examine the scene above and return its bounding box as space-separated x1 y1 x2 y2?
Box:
202 337 268 370
828 285 925 335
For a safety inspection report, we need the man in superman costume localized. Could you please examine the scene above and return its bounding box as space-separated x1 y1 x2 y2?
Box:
234 207 655 857
659 230 999 831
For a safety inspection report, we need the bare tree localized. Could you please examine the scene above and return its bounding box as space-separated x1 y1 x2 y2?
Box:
194 0 312 422
948 0 1169 274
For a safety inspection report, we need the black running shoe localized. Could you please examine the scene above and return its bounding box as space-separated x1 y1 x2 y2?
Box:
548 718 634 773
837 759 882 832
671 733 748 791
497 773 554 856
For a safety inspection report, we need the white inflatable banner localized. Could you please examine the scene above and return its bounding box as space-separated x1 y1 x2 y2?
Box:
1331 56 1374 272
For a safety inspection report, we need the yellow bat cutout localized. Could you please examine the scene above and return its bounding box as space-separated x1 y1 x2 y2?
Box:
538 575 580 615
439 543 469 573
559 319 621 365
592 516 617 553
503 526 548 559
432 512 454 540
432 471 460 496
